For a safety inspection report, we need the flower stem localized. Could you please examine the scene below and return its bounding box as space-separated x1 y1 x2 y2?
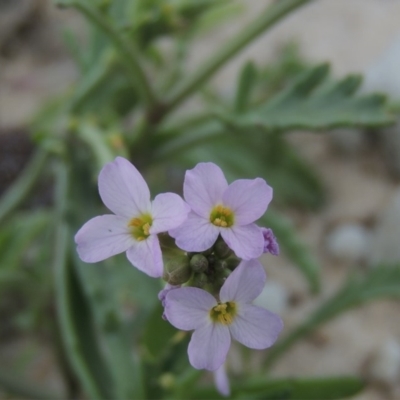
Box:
0 149 48 225
56 0 158 108
165 0 314 114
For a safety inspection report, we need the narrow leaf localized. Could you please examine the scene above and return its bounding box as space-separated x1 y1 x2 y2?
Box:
234 61 258 112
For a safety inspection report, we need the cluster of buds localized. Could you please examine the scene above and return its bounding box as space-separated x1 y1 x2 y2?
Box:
162 236 240 292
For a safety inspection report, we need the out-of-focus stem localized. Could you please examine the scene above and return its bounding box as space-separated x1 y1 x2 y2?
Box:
56 0 157 108
165 0 314 114
0 149 48 225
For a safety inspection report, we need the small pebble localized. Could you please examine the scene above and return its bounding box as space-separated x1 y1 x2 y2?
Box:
364 338 400 387
325 223 371 263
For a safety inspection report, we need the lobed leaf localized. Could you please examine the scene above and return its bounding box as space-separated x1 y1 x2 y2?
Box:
219 63 393 132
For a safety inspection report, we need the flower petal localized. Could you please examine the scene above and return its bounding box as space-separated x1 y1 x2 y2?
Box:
75 215 133 262
223 178 272 225
126 234 163 277
261 227 280 255
98 157 151 218
221 224 264 260
214 364 230 397
164 287 216 330
150 193 190 234
188 323 231 371
220 260 266 304
184 163 228 218
169 212 219 252
229 304 283 349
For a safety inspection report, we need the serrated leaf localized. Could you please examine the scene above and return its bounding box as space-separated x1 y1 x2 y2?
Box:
220 63 393 132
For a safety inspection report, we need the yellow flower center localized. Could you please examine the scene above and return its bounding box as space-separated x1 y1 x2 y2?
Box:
128 214 153 241
209 205 234 228
210 301 237 325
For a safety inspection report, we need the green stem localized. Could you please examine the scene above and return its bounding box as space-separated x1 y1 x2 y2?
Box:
69 52 116 113
0 149 48 225
56 0 157 108
76 120 115 168
165 0 314 113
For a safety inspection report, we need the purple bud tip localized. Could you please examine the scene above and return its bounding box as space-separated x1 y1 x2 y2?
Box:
261 228 279 256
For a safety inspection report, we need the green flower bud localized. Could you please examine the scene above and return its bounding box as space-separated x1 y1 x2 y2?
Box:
192 272 208 288
225 255 241 271
163 254 191 285
213 259 228 272
190 254 209 273
213 268 231 288
213 237 233 259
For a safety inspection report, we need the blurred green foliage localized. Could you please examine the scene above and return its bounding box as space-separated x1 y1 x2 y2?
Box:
0 0 396 398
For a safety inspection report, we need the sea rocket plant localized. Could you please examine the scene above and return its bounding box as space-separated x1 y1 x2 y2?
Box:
164 260 283 371
75 157 189 277
169 162 273 260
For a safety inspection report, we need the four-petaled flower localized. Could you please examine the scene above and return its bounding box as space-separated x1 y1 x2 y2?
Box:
164 259 283 371
169 163 273 260
75 157 189 277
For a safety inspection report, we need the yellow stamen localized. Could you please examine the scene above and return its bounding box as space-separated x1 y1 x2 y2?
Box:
210 205 234 228
128 214 153 241
210 301 237 325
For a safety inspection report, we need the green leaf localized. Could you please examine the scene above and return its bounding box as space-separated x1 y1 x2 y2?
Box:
234 61 258 112
72 257 146 400
142 302 177 361
220 63 393 132
262 210 320 294
0 210 52 271
159 123 325 209
0 150 48 225
264 265 400 369
192 376 364 400
54 231 114 399
53 162 114 399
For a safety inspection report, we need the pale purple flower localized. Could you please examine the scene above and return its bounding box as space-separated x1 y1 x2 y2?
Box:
75 157 189 278
261 227 279 255
164 259 283 371
214 364 230 397
169 163 273 260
